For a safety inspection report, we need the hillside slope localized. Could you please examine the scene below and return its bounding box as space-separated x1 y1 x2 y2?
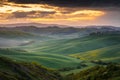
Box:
0 56 120 80
17 33 120 63
0 57 62 80
70 44 120 62
65 64 120 80
0 49 82 69
34 34 120 55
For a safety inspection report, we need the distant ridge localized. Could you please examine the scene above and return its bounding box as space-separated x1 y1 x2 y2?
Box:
0 23 120 28
0 23 69 28
0 25 120 38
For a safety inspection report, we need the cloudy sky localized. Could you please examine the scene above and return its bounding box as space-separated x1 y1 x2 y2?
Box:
0 0 120 26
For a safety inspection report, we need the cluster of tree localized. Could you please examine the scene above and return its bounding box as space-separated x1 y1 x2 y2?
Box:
90 60 114 65
64 64 120 80
58 63 87 72
90 31 120 36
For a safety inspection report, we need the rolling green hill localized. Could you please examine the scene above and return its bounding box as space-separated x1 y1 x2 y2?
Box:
0 31 120 79
0 56 62 80
31 34 120 55
0 56 120 80
20 34 120 63
65 64 120 80
0 49 82 69
70 44 120 62
0 28 120 80
14 33 120 67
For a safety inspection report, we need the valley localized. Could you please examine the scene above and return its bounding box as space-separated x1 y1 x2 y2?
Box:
0 26 120 80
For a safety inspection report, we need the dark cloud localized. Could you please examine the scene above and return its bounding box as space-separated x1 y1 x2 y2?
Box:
38 11 56 18
11 11 30 18
8 0 120 7
7 11 56 19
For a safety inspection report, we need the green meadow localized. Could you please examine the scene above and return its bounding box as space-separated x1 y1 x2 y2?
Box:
0 28 120 80
0 33 119 69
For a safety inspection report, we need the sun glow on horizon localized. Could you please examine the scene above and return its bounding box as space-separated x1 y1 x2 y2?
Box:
0 2 106 25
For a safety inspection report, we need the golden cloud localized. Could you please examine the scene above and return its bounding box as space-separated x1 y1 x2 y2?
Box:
0 2 105 23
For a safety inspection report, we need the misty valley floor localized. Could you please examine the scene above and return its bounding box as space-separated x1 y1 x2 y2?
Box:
0 26 120 80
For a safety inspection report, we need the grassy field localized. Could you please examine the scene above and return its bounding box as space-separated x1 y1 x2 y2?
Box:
0 33 120 71
0 57 61 80
0 56 120 80
0 49 82 69
23 34 120 55
70 44 120 62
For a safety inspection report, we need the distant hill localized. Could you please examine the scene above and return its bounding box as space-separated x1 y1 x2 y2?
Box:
0 26 120 39
0 29 52 40
0 23 68 27
0 30 33 38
